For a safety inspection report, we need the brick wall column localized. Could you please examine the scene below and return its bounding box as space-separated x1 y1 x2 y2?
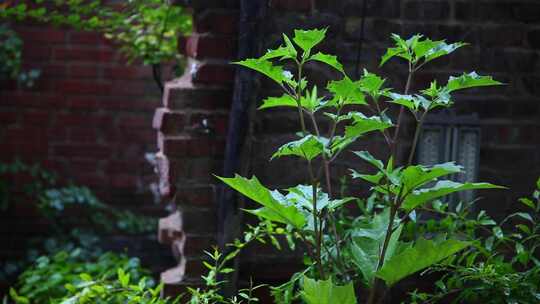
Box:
153 3 239 297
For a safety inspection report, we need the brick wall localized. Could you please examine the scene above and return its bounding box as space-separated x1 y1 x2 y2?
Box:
155 0 540 297
2 0 540 299
0 23 174 282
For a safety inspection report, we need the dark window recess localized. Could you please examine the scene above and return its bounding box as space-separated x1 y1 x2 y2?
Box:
416 111 481 208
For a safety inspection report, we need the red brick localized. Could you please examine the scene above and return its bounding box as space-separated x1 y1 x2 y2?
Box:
40 63 68 78
105 99 158 111
190 112 229 136
110 174 138 188
153 108 186 135
192 63 235 85
160 137 189 157
55 113 113 127
155 154 185 197
0 111 19 125
160 137 224 158
103 66 152 80
70 65 101 78
117 114 150 129
176 186 214 207
23 111 50 125
195 10 239 35
52 144 112 159
68 97 98 108
184 34 236 59
53 47 116 63
110 80 155 96
17 28 66 44
69 127 98 143
69 31 105 45
0 92 69 108
22 46 52 61
182 209 216 234
183 235 216 257
55 80 112 95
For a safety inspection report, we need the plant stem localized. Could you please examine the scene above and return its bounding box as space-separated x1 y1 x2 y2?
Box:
368 67 415 303
309 111 349 275
406 111 428 166
293 60 324 278
391 69 414 160
296 62 307 134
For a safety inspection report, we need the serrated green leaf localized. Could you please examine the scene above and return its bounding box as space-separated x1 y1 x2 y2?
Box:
293 28 326 52
401 162 463 193
401 180 505 212
327 77 366 105
358 69 386 97
424 41 467 63
309 52 344 73
285 184 354 213
350 169 384 184
377 238 470 286
301 277 356 304
217 175 305 228
386 93 417 111
344 113 392 138
282 34 298 58
260 46 293 61
271 135 327 161
352 150 384 170
234 58 290 85
259 94 298 110
446 72 502 93
350 208 403 285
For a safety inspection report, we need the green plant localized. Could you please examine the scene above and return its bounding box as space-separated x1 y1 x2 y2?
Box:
186 221 290 304
408 177 540 304
0 0 192 91
218 30 504 303
0 161 156 281
6 250 167 304
0 24 40 88
0 1 191 65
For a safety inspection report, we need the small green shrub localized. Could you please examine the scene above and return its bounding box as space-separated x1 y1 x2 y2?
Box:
0 161 156 281
0 1 192 66
8 250 152 304
408 177 540 304
0 24 40 87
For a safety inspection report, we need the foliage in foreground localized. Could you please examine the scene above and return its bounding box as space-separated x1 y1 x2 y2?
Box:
0 24 40 87
0 161 155 282
409 177 540 304
217 29 509 304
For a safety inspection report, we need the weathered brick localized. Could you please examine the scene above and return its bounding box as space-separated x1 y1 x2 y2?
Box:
53 47 116 62
184 34 236 59
182 209 216 234
195 10 238 35
153 108 186 135
70 65 101 78
191 63 235 85
55 80 112 95
69 31 106 45
158 211 184 245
